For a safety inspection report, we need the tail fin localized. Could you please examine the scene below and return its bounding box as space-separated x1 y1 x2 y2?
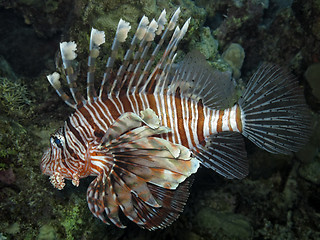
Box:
238 63 311 154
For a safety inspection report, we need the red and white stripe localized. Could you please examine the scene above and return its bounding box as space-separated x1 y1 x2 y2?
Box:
61 92 244 177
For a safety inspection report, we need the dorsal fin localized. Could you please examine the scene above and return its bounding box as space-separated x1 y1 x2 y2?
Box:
47 42 85 109
97 8 187 98
87 28 105 102
97 18 131 98
141 17 190 94
98 13 235 109
168 50 236 109
48 8 234 111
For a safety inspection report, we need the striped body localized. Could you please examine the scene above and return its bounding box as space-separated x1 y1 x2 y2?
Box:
63 93 242 176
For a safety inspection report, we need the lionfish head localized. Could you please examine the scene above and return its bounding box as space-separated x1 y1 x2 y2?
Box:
40 126 79 190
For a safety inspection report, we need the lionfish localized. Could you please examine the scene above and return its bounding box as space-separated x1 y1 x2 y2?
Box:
40 8 311 230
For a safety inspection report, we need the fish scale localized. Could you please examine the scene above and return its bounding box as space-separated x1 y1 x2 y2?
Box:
40 8 311 230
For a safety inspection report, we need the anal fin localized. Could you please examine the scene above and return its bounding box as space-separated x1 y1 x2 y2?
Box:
192 132 248 179
133 178 192 230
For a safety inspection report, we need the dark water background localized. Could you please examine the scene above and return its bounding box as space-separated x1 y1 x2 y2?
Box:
0 0 319 239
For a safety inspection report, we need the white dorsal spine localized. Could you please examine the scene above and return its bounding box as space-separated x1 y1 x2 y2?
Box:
136 15 150 40
138 8 182 94
141 13 190 95
116 19 131 43
47 72 61 89
100 19 131 98
145 19 158 42
47 72 77 109
113 16 151 96
156 9 167 35
51 8 190 110
59 41 83 105
168 7 180 30
60 41 77 61
87 28 105 102
108 19 131 95
125 17 161 94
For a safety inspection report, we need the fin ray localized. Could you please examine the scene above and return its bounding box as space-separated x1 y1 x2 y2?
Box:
192 132 248 179
87 109 199 228
238 63 311 154
169 50 236 109
132 179 192 230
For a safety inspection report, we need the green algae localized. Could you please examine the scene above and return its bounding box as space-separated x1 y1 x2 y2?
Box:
0 76 34 170
0 116 27 167
59 197 86 240
0 77 32 118
190 27 219 60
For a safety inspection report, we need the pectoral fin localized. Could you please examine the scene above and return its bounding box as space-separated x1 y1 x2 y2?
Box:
87 109 199 229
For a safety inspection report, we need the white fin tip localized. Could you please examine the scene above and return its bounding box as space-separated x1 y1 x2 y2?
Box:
47 72 61 89
145 19 158 41
60 41 77 60
156 9 167 35
168 7 181 30
179 18 190 39
191 158 200 174
91 28 105 46
158 9 167 25
116 19 131 42
172 26 181 40
136 15 149 40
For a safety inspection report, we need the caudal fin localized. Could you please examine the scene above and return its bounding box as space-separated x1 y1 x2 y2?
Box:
238 63 311 154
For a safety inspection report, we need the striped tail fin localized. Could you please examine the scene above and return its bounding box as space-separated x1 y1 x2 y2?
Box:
238 63 311 154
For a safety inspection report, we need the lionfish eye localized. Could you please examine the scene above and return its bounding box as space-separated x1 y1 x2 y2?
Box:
53 137 63 148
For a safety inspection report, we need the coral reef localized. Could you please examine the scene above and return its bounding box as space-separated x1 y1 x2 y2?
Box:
37 225 57 240
222 43 245 79
189 26 219 60
0 0 319 239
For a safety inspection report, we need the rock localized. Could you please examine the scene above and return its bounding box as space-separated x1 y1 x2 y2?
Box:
296 113 319 164
0 169 15 185
5 222 19 235
38 224 56 240
304 63 320 100
194 207 252 240
312 17 320 40
0 233 7 240
296 113 320 184
299 158 320 184
180 231 202 240
222 43 245 79
194 27 219 60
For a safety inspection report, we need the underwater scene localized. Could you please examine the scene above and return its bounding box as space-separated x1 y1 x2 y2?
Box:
0 0 320 239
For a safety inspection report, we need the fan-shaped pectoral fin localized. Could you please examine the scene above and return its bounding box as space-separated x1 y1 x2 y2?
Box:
86 173 126 228
90 108 200 229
